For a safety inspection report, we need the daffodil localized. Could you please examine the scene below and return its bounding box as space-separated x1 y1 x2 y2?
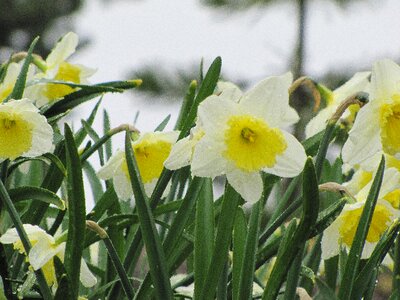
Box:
0 99 54 162
321 199 398 260
30 32 95 107
342 59 400 166
0 224 97 288
98 131 179 200
167 73 306 203
305 72 370 138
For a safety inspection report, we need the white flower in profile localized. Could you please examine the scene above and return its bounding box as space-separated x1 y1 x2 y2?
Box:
0 63 21 102
305 72 370 138
321 199 398 260
0 224 97 288
98 131 179 200
0 99 53 162
170 73 306 203
31 32 95 107
342 59 400 167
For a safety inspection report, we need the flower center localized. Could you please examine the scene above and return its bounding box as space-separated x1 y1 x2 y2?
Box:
384 189 400 209
380 96 400 155
339 203 392 246
45 62 81 100
223 115 287 172
0 112 33 160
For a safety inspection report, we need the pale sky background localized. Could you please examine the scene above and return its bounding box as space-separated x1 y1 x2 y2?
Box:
71 0 400 137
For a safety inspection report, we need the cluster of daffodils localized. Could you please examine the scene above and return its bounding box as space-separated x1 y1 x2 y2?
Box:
0 32 96 294
320 59 400 260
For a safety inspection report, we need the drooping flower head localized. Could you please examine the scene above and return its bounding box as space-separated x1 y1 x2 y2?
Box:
321 199 398 260
343 59 400 166
98 131 179 200
0 99 54 162
0 224 97 288
167 73 306 203
31 32 95 107
305 72 370 138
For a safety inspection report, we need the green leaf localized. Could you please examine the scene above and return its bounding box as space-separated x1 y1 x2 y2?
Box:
232 207 247 300
83 161 104 202
43 80 141 117
124 132 172 300
75 100 102 147
238 200 263 300
9 186 65 210
352 220 400 299
309 198 347 238
179 57 221 139
175 80 197 130
338 155 385 300
54 275 71 300
262 158 319 300
315 277 339 300
199 184 240 300
302 129 325 156
9 37 38 100
194 179 214 299
154 114 171 132
103 110 113 160
82 120 105 165
64 124 87 299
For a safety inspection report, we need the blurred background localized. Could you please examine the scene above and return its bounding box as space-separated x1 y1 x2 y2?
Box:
1 0 400 139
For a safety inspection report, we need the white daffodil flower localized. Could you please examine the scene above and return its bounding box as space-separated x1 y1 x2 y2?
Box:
0 63 22 102
171 73 306 203
342 59 400 166
0 99 54 162
0 224 97 288
305 72 370 138
321 199 399 260
31 32 95 107
98 131 179 200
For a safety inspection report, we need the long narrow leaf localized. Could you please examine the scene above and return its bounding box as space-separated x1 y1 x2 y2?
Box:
124 132 172 300
64 124 87 299
338 155 385 300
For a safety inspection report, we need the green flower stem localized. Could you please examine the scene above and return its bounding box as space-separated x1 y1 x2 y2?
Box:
175 80 197 130
86 221 135 300
0 178 52 300
80 124 139 162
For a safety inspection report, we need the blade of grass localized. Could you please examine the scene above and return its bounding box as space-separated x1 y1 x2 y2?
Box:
232 207 247 300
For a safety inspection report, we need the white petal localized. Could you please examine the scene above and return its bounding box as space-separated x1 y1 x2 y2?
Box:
241 72 294 127
371 59 400 101
226 170 263 203
197 96 240 133
263 131 306 178
29 241 63 270
164 136 194 170
46 32 78 68
321 217 342 260
333 72 370 104
80 258 97 287
216 81 243 103
97 150 125 180
113 166 133 201
305 106 336 139
191 135 229 178
0 224 48 244
342 102 382 167
21 111 54 157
